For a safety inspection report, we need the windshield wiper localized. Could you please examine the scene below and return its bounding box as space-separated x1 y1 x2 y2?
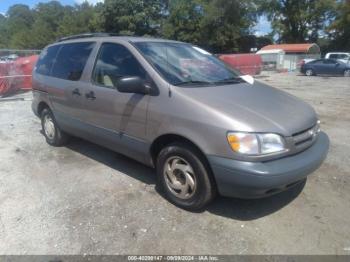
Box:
174 80 214 86
215 76 244 84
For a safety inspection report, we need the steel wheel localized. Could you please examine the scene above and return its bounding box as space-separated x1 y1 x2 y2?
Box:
43 114 55 139
163 156 197 200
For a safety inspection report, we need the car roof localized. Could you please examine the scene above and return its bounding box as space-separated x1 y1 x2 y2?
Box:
328 52 350 55
50 33 184 47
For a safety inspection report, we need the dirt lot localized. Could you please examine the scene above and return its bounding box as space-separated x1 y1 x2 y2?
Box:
0 73 349 255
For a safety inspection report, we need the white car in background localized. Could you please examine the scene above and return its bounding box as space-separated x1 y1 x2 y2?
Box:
0 54 18 64
325 52 350 64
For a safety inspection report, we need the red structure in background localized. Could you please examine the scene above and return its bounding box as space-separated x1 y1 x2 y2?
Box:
0 55 38 97
219 54 263 75
14 55 39 90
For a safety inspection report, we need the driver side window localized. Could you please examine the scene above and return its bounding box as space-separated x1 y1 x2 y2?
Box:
92 43 146 88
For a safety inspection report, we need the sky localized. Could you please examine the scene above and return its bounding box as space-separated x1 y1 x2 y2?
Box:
253 16 272 36
1 0 272 36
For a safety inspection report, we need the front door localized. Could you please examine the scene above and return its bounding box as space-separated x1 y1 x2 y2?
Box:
321 59 338 75
81 42 151 161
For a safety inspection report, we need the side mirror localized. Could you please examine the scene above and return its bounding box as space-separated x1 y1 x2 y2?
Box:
116 76 150 95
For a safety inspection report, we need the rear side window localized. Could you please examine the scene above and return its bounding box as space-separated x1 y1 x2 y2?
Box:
312 59 324 64
338 54 349 59
324 59 336 64
329 54 338 59
35 45 60 76
51 42 95 81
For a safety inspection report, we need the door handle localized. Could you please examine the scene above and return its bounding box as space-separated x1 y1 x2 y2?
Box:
72 88 81 96
85 91 96 100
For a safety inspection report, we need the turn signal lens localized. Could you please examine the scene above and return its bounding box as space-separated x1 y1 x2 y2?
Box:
227 132 259 155
227 134 241 152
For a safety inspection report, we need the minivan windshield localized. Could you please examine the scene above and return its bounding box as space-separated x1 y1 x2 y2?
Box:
134 42 242 86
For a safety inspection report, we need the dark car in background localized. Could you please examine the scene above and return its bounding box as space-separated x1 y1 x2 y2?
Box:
301 58 350 77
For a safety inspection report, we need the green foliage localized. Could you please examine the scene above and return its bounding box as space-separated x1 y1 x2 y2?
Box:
5 4 34 48
0 0 348 52
162 0 202 44
28 1 69 48
101 0 166 36
57 2 102 37
0 14 9 48
0 0 258 52
0 1 102 49
327 0 350 50
258 0 337 43
199 0 258 52
162 0 258 53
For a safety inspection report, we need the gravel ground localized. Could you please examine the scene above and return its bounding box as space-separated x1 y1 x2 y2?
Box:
0 73 349 255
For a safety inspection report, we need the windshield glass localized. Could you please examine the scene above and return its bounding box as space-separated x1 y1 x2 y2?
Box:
134 42 241 86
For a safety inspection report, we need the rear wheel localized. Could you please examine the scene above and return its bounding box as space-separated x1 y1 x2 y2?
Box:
305 69 314 76
41 108 69 146
344 69 350 77
156 142 216 210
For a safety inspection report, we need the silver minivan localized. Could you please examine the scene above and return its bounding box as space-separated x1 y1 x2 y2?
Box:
32 34 329 210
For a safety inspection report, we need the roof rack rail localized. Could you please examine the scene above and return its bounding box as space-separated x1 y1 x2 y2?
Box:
57 33 122 42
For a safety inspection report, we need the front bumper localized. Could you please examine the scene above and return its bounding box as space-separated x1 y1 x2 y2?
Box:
208 132 329 198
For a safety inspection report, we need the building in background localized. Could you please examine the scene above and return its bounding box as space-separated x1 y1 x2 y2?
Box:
256 49 285 71
257 43 321 71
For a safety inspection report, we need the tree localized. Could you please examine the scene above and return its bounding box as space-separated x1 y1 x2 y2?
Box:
328 0 350 50
162 0 258 53
5 4 34 48
258 0 337 43
30 1 69 48
0 14 9 48
162 0 202 44
199 0 258 52
101 0 165 36
6 4 34 32
57 2 103 37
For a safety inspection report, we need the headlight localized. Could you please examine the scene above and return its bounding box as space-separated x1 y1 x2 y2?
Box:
227 132 286 155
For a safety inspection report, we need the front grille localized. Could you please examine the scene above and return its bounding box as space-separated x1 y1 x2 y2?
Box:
292 123 320 151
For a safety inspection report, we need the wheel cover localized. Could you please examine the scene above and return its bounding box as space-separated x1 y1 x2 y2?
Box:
163 156 197 200
306 69 313 76
345 70 350 77
43 114 55 139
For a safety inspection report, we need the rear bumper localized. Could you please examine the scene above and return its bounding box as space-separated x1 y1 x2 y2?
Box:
208 132 329 199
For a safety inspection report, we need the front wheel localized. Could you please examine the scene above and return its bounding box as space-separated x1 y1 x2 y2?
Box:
344 69 350 77
41 108 69 146
305 69 315 76
156 143 216 210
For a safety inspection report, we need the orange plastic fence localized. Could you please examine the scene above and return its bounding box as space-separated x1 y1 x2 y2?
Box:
0 55 38 96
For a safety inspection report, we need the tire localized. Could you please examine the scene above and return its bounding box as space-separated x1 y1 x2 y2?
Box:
305 69 314 76
41 108 69 146
156 142 216 210
344 69 350 77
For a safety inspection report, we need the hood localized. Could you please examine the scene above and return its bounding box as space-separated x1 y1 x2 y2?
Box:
175 81 318 136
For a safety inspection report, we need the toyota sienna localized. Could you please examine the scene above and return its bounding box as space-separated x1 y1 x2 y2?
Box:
32 34 329 210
